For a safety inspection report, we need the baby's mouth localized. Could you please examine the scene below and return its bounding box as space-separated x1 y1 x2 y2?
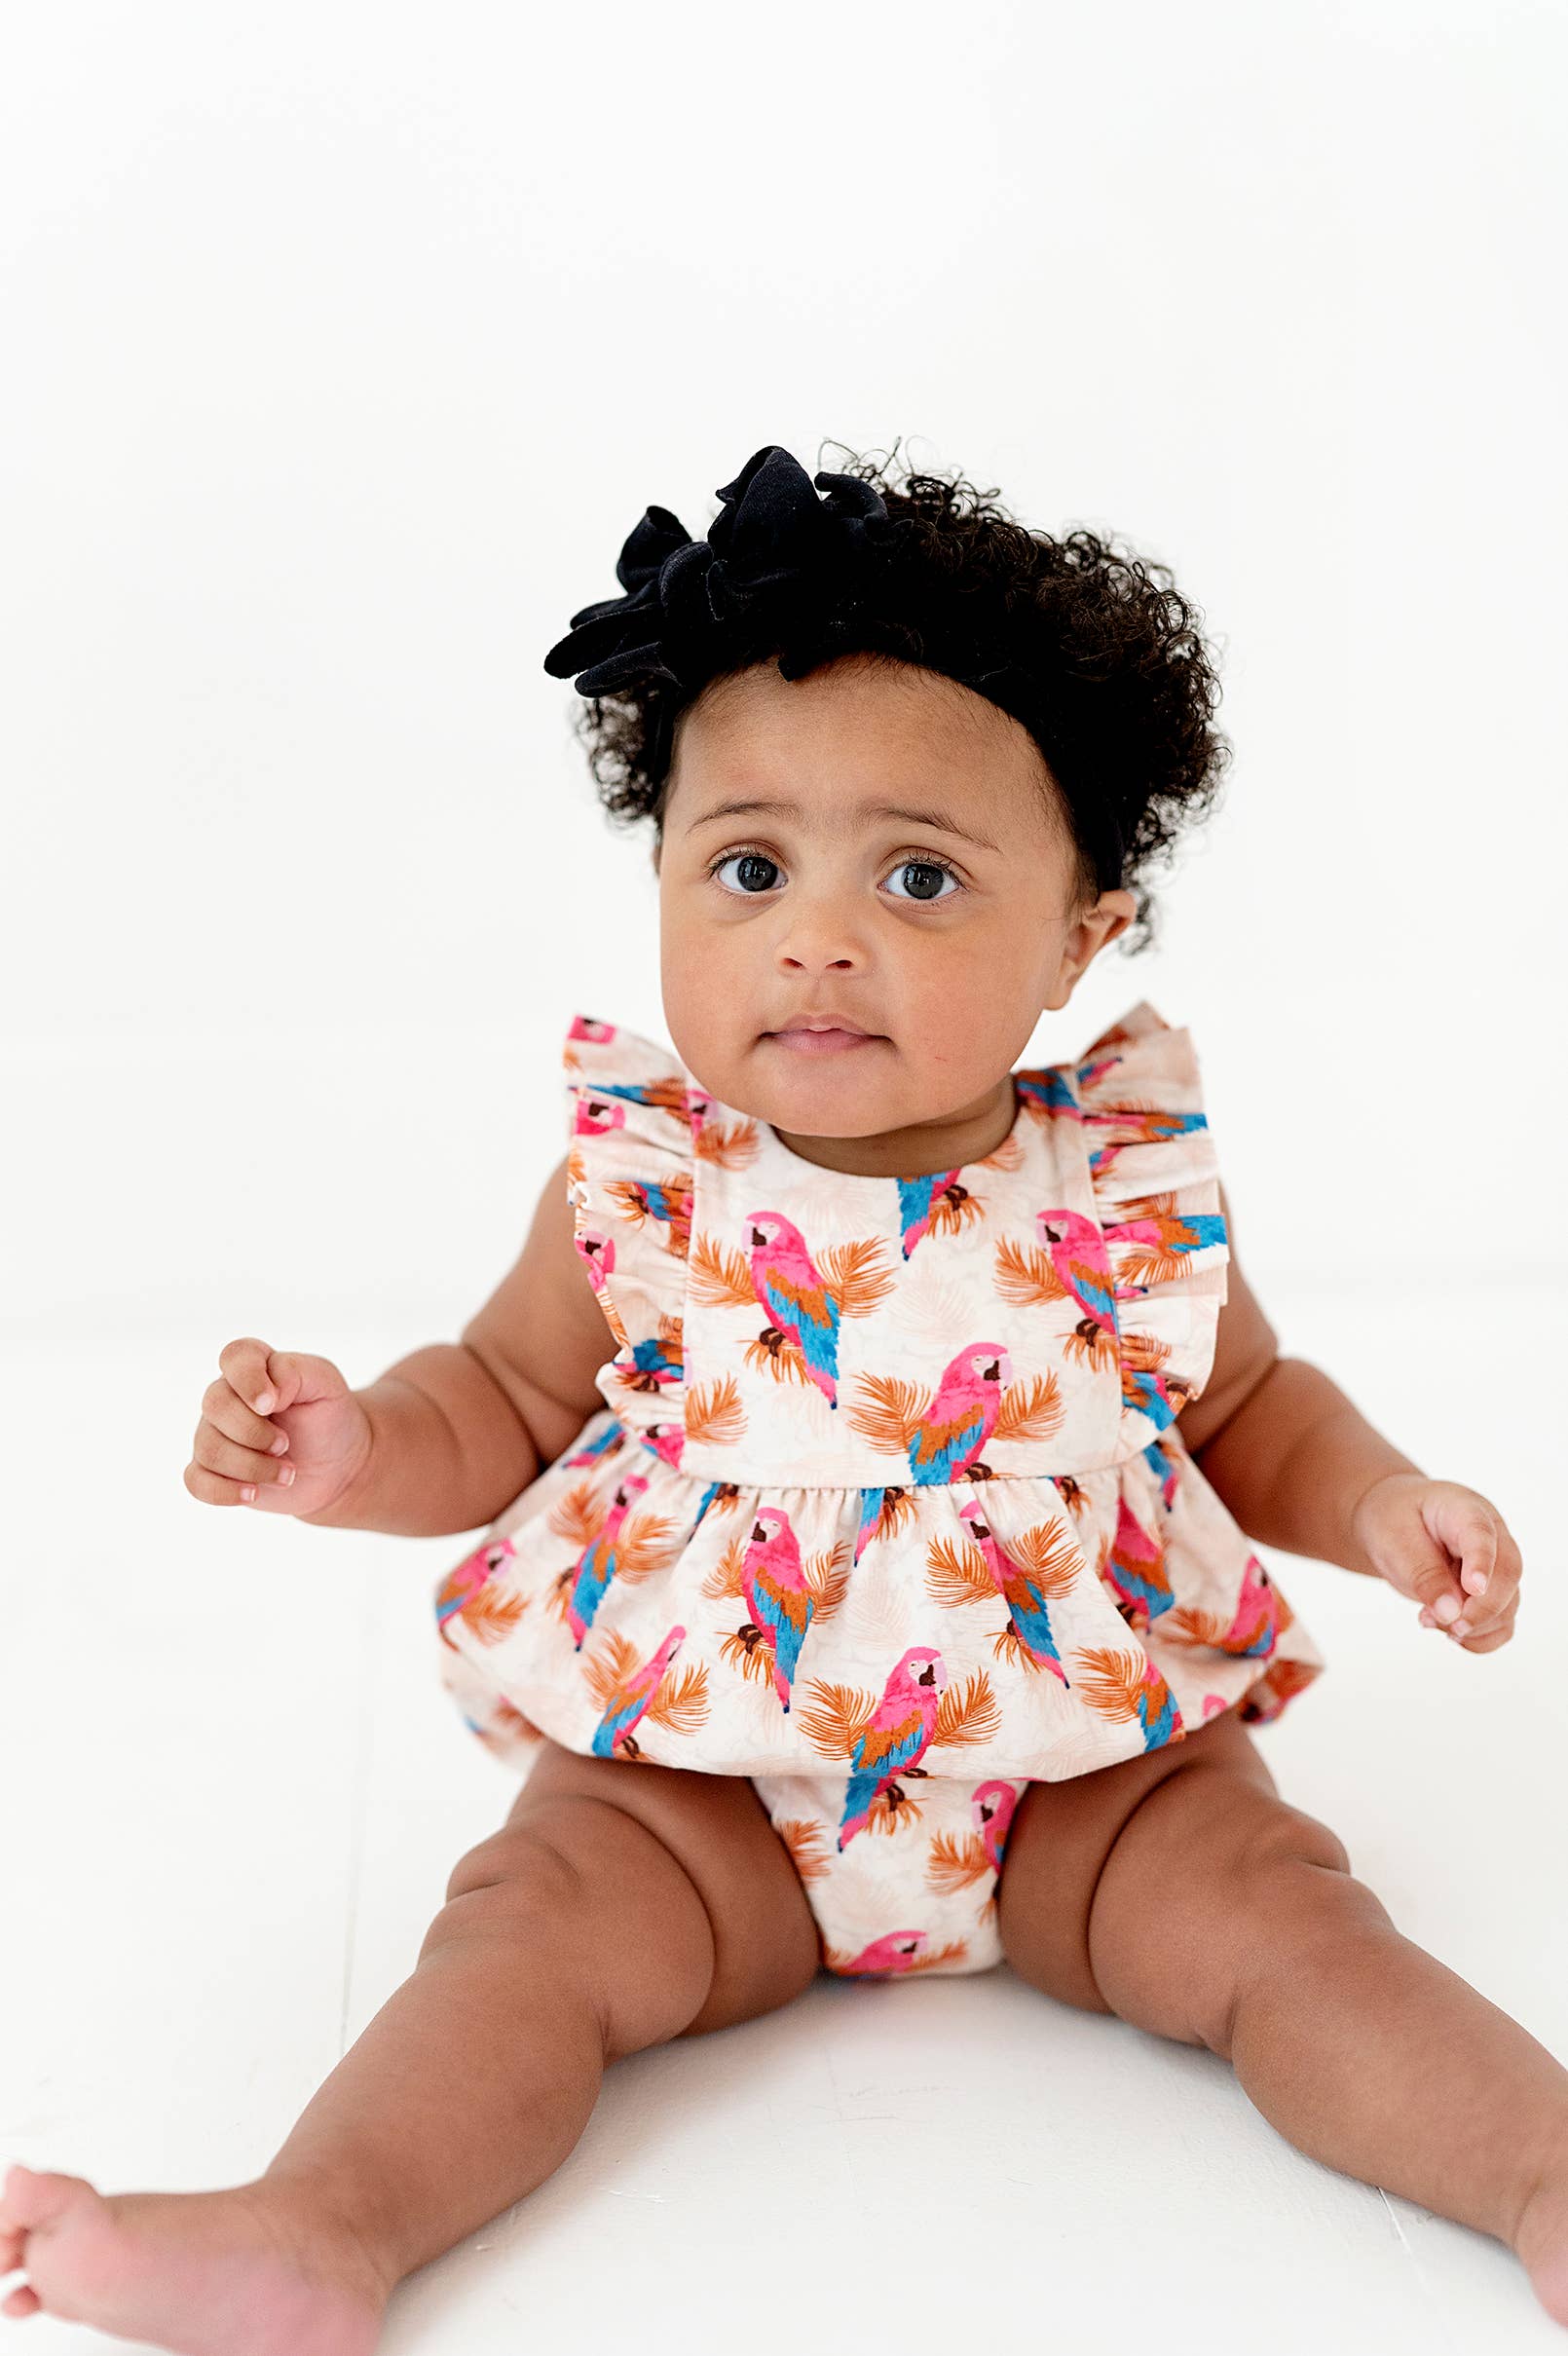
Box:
765 1026 884 1057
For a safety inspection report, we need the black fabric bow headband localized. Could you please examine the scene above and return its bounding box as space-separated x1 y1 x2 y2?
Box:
541 442 1129 880
541 444 895 701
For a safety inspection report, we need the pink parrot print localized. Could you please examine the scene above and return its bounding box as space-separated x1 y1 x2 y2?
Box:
1084 1103 1210 1185
739 1505 815 1710
1130 1656 1181 1749
641 1420 686 1471
907 1343 1013 1485
839 1645 948 1850
972 1778 1017 1874
1102 1199 1228 1286
574 1092 626 1144
1210 1552 1284 1659
573 1226 620 1319
958 1498 1070 1684
1033 1207 1124 1359
590 1625 687 1759
434 1536 518 1646
745 1211 842 1406
567 1015 617 1049
561 1419 627 1473
841 1930 928 1976
896 1169 964 1258
1100 1493 1174 1631
564 1471 650 1648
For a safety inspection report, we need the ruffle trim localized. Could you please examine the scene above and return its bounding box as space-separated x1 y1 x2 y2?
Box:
562 1013 696 1432
1073 1001 1230 1439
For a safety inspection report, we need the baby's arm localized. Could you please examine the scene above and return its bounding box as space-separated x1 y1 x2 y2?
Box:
1176 1181 1424 1580
301 1152 612 1537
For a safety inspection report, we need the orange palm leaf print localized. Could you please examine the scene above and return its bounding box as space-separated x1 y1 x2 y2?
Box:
924 1533 998 1609
741 1334 821 1391
991 1371 1064 1445
692 1116 760 1169
861 1789 925 1837
932 1669 1001 1747
1000 1517 1080 1599
1102 1190 1195 1286
925 1828 990 1893
817 1237 896 1319
602 1072 689 1117
803 1542 850 1621
1163 1588 1297 1648
1073 1645 1155 1723
545 1478 607 1552
991 1235 1071 1308
1120 1329 1174 1375
604 1173 692 1229
843 1372 925 1456
771 1818 831 1885
645 1659 711 1735
581 1627 642 1710
688 1234 758 1309
719 1628 778 1692
609 1513 686 1584
447 1580 528 1646
796 1679 878 1759
699 1533 749 1602
684 1372 746 1447
992 1622 1048 1670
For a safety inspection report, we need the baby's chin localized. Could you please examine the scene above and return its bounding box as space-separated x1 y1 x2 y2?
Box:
683 1028 904 1135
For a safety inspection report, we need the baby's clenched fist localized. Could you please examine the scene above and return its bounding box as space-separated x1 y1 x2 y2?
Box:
184 1336 372 1521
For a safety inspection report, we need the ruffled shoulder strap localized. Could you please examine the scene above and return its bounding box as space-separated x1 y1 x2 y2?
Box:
561 1014 696 1388
1073 999 1231 1439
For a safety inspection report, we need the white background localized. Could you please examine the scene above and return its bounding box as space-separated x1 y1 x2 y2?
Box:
3 5 1565 2350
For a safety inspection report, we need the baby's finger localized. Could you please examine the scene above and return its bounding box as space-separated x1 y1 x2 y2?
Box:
1445 1529 1523 1642
201 1374 289 1457
1448 1603 1517 1654
216 1335 283 1418
1424 1490 1498 1602
190 1421 298 1493
183 1460 268 1507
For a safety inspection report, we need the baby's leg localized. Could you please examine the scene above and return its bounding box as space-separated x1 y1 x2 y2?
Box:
0 1741 820 2353
995 1707 1568 2326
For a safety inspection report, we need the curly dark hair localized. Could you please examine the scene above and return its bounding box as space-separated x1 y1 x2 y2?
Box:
566 440 1231 955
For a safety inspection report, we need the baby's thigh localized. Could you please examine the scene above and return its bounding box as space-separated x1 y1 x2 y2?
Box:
996 1707 1349 2037
452 1739 821 2041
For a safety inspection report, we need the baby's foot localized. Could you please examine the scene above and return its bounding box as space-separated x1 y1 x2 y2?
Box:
0 2160 389 2355
1515 2157 1568 2329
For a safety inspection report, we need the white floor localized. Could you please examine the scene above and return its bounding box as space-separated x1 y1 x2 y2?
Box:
3 1277 1564 2353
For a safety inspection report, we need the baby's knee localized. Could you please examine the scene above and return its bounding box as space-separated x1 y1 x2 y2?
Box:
430 1798 719 2052
1230 1798 1354 1890
441 1814 587 1922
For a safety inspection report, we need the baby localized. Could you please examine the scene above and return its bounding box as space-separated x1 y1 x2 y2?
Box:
6 442 1565 2351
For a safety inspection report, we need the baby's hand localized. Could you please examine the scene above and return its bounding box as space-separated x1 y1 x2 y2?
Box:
184 1336 372 1520
1351 1472 1522 1652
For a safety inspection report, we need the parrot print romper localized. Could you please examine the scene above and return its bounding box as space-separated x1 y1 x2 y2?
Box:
433 1001 1325 1979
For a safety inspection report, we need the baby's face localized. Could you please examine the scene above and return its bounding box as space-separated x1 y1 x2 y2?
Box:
654 653 1135 1162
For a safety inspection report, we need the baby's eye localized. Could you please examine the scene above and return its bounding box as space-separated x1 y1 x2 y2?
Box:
711 851 782 895
883 858 960 903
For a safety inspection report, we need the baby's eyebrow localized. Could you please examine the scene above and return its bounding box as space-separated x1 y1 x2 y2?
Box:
687 796 1000 854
